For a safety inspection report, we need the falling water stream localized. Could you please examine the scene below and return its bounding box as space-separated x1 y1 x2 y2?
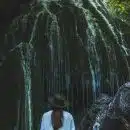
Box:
3 0 130 129
20 42 33 130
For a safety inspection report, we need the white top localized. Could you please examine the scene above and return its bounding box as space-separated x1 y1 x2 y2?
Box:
40 110 75 130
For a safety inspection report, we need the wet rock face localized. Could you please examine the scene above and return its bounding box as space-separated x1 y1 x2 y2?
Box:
79 84 130 130
48 1 88 73
107 83 130 118
78 94 112 130
1 0 130 130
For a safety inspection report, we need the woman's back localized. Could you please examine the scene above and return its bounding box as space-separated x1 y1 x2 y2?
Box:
40 110 75 130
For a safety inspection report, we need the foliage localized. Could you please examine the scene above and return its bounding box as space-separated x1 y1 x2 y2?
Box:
106 0 130 22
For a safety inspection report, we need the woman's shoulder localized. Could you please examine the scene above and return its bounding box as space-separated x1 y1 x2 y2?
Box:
63 111 73 119
42 110 73 120
43 110 53 117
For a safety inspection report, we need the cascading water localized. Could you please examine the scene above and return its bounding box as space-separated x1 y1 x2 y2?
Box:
20 42 33 130
2 0 130 129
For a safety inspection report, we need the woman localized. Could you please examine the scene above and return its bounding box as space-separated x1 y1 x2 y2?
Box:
40 93 75 130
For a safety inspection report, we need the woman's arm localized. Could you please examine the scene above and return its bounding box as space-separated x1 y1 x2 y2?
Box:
70 116 75 130
40 114 45 130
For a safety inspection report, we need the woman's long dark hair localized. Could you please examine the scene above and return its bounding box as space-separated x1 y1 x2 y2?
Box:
51 107 63 130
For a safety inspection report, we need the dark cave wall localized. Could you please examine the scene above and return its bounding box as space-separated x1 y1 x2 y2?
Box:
0 0 32 16
0 0 33 38
0 0 34 55
0 51 24 128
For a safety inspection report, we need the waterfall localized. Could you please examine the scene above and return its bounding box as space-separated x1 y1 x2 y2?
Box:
3 0 130 129
20 42 33 130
